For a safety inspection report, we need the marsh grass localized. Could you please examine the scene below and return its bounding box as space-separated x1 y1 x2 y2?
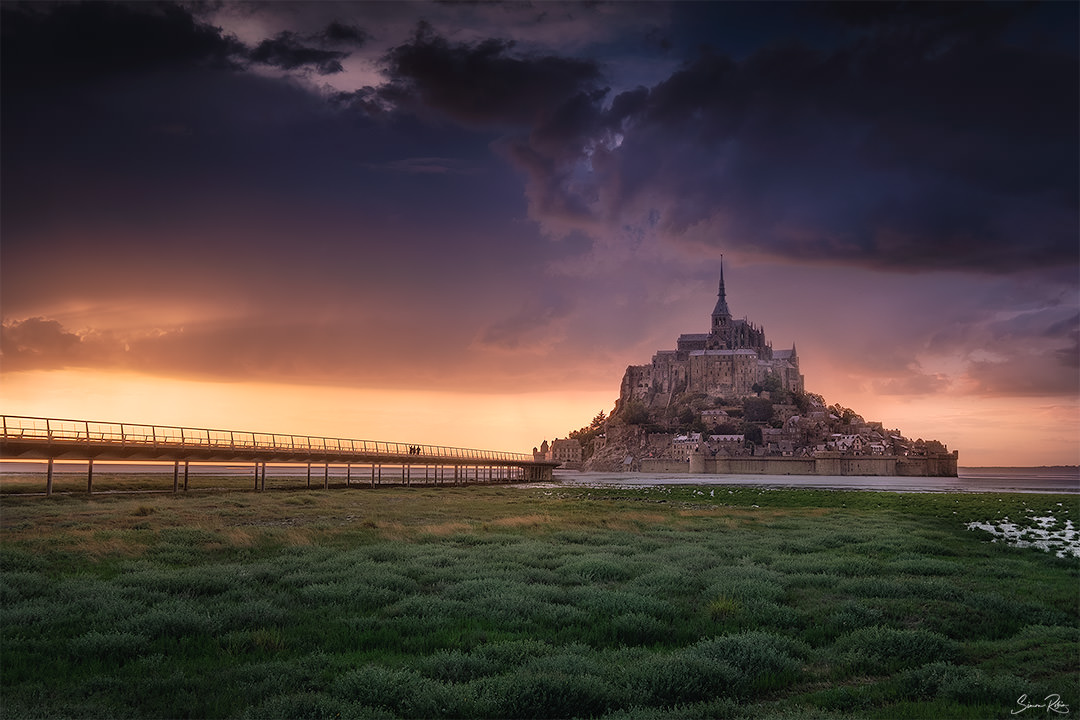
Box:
1 484 1076 718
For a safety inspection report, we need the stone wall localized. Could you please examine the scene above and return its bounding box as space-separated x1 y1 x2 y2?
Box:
638 451 957 477
640 459 689 473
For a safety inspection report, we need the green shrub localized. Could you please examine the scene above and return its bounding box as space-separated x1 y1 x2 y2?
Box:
834 626 957 675
68 630 149 663
641 632 806 705
215 598 287 631
892 661 1030 706
708 594 743 620
890 554 962 577
133 598 223 640
612 612 667 646
476 638 556 668
331 665 459 717
0 571 50 603
415 647 499 683
241 692 353 720
559 554 637 583
813 600 884 643
642 651 741 705
702 564 786 602
482 668 615 719
224 628 285 654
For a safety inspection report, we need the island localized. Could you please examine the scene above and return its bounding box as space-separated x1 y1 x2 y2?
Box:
537 264 958 477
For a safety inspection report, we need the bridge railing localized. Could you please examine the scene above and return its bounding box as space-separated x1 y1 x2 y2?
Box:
1 415 533 463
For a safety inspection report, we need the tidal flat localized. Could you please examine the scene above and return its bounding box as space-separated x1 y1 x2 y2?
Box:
1 483 1076 719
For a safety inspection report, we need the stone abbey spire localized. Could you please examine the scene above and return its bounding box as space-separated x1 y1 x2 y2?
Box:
711 259 731 328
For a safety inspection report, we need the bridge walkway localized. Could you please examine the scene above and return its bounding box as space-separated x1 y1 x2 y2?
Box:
0 415 558 495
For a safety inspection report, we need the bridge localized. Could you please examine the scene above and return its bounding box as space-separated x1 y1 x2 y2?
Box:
0 415 559 495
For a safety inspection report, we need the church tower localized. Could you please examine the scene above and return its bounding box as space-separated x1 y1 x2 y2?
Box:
711 260 731 334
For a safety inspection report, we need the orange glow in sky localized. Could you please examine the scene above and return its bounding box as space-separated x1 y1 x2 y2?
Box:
0 369 615 455
2 368 1077 466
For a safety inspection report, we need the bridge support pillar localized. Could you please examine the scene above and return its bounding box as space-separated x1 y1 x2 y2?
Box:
346 464 351 487
184 461 190 491
46 458 54 496
324 463 329 490
261 463 267 492
306 463 311 489
87 458 94 494
174 461 180 493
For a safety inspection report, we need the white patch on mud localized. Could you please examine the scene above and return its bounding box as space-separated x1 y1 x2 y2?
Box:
967 514 1079 559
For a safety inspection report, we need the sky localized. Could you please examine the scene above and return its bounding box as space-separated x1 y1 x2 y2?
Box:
2 1 1077 466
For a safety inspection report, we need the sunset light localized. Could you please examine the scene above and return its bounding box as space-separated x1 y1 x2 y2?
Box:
2 1 1077 467
2 6 1078 718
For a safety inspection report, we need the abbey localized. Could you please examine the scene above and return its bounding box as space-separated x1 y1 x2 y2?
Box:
622 264 804 405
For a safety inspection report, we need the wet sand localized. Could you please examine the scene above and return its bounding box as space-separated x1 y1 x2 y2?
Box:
552 468 1079 494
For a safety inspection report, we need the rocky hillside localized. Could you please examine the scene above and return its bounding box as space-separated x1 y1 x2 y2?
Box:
576 388 950 470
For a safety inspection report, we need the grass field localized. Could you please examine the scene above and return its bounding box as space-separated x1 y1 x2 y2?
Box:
1 480 1076 719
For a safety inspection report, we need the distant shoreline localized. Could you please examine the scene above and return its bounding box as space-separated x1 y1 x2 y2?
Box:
2 461 1077 473
959 465 1078 471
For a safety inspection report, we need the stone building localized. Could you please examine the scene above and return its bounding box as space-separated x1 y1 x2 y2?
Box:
535 438 583 466
549 438 582 464
621 264 804 406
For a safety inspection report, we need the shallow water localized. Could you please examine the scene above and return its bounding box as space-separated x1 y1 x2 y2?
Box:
2 462 1076 494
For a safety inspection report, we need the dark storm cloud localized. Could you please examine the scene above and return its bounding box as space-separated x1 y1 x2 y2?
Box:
1 2 387 257
442 5 1079 275
320 20 370 46
0 1 244 90
378 23 605 127
250 31 349 74
1 2 361 88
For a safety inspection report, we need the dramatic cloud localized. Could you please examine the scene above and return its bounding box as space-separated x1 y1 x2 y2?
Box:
2 3 358 85
250 31 349 74
0 2 244 89
442 9 1078 275
2 1 1076 462
375 24 605 128
320 21 370 47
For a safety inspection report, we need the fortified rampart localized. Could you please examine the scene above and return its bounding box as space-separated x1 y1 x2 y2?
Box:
642 450 958 477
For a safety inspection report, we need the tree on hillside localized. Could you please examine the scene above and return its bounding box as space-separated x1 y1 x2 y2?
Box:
620 399 651 426
743 397 774 423
714 422 740 435
568 410 611 461
792 390 825 414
